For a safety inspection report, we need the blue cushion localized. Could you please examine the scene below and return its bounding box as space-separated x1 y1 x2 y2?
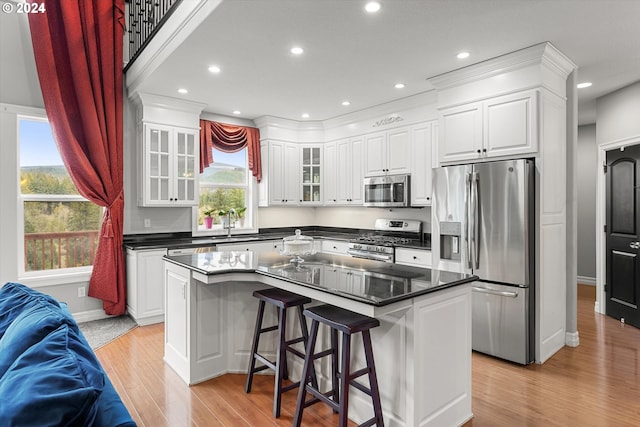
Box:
0 323 104 426
0 295 75 377
0 282 60 337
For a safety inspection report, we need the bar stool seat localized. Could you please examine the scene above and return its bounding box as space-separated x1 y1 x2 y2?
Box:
294 304 384 427
245 288 315 418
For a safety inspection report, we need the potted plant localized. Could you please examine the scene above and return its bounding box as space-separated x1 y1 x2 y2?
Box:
236 207 247 227
203 208 216 229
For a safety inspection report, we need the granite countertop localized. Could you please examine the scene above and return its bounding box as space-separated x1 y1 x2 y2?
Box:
124 228 432 251
164 251 473 306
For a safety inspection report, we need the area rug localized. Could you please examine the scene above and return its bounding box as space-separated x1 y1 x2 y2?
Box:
78 315 138 350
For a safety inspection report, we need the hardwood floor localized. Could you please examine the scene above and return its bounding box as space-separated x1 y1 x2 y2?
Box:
96 285 640 426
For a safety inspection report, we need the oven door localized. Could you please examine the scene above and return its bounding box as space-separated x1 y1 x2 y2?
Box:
346 247 394 263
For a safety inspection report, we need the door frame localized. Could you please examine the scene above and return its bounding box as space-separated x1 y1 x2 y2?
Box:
596 135 640 314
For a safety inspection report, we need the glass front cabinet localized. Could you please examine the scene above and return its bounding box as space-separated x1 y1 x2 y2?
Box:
140 123 199 207
300 145 322 205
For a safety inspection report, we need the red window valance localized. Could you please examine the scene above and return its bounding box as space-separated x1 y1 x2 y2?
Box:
199 119 262 182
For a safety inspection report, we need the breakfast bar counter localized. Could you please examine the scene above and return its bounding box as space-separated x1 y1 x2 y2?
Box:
163 251 476 427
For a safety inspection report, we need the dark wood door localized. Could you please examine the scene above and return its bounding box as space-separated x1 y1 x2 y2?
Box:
606 144 640 328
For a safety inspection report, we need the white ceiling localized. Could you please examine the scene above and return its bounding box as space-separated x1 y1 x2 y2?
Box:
133 0 640 125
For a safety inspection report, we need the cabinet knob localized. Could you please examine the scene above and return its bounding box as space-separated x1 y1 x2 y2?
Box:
482 148 487 153
476 149 481 154
413 256 418 260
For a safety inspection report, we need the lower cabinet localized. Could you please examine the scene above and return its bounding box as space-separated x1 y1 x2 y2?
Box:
126 248 167 325
320 239 350 255
395 247 432 268
164 261 189 360
217 239 282 253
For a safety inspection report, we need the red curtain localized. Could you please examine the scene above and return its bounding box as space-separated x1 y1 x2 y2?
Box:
200 119 262 182
28 0 126 315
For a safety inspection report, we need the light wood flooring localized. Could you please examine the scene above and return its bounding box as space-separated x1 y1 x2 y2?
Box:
96 285 640 427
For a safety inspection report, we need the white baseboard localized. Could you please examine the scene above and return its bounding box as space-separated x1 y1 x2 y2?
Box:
577 276 596 286
565 331 580 347
73 309 113 323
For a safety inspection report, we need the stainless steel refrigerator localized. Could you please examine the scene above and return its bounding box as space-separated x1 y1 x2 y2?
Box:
433 158 535 364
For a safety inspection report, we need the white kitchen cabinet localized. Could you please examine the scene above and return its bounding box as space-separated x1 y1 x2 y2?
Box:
336 137 364 204
267 141 300 205
395 247 432 268
323 141 338 205
217 239 282 253
410 121 436 206
323 138 363 205
439 90 538 164
300 145 323 205
364 127 411 176
126 248 166 325
164 260 189 361
320 239 350 255
139 123 199 206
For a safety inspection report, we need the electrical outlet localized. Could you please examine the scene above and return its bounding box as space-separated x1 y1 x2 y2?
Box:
144 218 151 228
78 287 86 298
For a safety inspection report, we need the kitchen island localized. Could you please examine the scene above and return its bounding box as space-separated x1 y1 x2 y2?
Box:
163 251 476 427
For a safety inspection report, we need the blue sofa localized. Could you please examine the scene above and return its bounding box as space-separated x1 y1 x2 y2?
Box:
0 282 136 427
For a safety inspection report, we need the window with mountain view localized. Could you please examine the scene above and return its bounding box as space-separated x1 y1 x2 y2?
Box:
19 117 102 273
197 147 251 232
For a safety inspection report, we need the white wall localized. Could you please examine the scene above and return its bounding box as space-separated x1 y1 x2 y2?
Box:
596 81 640 144
0 11 43 108
257 206 430 232
577 125 597 283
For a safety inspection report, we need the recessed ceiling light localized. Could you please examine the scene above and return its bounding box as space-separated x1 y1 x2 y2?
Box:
341 101 351 106
232 110 241 115
394 83 405 89
365 1 381 13
457 51 470 59
208 65 221 73
290 46 304 55
177 88 188 94
301 113 310 119
577 82 592 89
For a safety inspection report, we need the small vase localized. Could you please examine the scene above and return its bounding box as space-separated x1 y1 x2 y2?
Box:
204 216 213 229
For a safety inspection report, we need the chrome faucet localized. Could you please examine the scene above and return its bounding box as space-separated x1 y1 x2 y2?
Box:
224 208 237 237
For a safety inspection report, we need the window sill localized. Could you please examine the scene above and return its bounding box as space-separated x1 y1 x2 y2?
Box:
19 267 93 289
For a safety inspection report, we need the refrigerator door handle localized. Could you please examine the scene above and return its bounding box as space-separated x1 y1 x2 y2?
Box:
472 172 480 270
472 286 519 298
465 172 473 269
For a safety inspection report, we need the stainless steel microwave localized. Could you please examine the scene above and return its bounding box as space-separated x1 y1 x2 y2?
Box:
363 174 410 207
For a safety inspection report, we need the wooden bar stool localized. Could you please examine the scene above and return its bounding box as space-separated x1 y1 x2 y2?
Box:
245 288 316 418
293 304 384 427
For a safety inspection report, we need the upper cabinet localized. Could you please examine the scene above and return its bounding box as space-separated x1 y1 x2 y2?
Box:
300 145 323 205
439 90 538 164
140 123 199 206
324 137 364 205
133 93 206 207
410 121 436 206
267 140 300 205
364 127 411 176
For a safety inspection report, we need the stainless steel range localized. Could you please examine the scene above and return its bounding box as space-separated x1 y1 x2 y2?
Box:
347 219 422 263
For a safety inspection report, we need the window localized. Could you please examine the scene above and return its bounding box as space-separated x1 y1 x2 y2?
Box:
196 147 254 233
19 116 102 273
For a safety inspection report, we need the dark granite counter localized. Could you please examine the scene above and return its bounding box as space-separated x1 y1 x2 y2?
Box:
164 251 473 306
124 227 432 251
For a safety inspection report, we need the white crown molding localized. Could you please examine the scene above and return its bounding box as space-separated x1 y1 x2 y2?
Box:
427 42 576 91
135 92 207 114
